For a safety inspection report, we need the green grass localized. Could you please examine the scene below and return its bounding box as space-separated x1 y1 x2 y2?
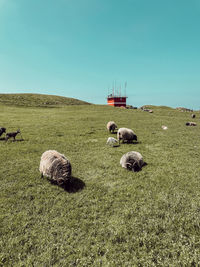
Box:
1 97 200 266
0 93 90 107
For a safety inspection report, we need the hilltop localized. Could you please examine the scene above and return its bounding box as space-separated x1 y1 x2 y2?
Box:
0 93 91 107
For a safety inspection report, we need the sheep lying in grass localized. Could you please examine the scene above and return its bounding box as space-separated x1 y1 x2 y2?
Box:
106 137 118 146
120 151 144 172
117 128 137 143
107 121 117 133
0 127 6 137
185 122 197 126
39 150 71 185
191 114 196 118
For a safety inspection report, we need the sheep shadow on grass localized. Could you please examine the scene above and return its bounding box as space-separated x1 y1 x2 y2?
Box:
121 141 141 145
0 138 25 142
50 177 85 193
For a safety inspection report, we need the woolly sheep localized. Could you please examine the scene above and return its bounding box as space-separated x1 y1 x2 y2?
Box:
185 122 197 126
191 114 196 118
0 127 6 137
117 128 137 143
120 151 144 172
106 137 118 146
107 121 117 133
39 150 71 185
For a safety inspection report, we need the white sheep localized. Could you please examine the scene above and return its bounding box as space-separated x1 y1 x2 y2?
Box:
39 150 71 185
162 125 168 130
106 137 118 146
120 151 144 172
117 128 137 143
107 121 117 133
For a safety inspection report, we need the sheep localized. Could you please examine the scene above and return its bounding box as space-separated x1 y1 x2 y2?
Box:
107 121 117 133
120 151 144 172
0 127 6 137
5 129 20 141
39 150 71 185
191 114 196 118
117 128 137 143
185 122 197 126
106 137 118 146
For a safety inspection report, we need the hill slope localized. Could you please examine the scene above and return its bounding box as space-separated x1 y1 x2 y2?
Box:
1 104 200 265
0 93 91 107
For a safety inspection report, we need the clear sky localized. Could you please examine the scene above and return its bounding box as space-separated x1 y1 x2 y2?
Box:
0 0 200 109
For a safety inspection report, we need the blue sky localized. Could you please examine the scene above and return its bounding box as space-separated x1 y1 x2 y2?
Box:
0 0 200 108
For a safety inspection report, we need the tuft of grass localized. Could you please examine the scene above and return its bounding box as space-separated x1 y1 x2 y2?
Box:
1 102 200 266
0 93 91 107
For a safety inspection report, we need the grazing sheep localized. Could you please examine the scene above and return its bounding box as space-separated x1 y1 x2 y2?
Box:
191 114 196 118
117 128 137 143
107 121 117 133
39 150 71 185
106 137 118 146
0 127 6 137
5 129 20 141
186 122 197 126
120 151 144 172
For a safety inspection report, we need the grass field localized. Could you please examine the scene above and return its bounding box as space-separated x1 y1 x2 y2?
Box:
1 95 200 266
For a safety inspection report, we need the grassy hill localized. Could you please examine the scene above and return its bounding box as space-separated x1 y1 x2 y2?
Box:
1 101 200 266
0 93 91 107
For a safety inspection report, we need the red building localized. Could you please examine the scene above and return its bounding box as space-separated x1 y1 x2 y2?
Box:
107 95 127 107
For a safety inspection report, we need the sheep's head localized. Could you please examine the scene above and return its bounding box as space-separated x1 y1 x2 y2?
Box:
126 161 141 172
133 134 137 141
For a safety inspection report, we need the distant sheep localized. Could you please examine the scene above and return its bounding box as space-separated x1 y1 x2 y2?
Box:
143 109 153 113
107 121 117 133
39 150 71 185
120 151 144 172
106 137 118 146
0 127 6 137
117 128 137 143
186 122 197 126
191 114 196 118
